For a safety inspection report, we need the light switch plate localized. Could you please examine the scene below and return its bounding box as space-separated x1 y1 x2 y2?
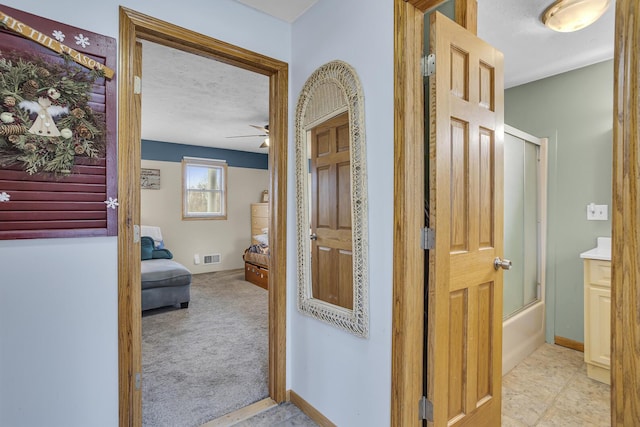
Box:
587 204 608 221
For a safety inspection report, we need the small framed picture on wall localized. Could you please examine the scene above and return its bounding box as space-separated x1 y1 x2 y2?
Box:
141 168 160 190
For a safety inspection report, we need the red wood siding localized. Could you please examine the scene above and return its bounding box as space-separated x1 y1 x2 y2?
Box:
0 4 117 239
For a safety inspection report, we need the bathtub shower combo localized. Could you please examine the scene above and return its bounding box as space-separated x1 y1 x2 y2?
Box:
502 125 548 375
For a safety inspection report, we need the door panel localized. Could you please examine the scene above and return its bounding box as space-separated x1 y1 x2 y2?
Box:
428 12 504 426
311 112 353 310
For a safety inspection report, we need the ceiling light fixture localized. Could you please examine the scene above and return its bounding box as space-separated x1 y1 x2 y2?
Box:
260 137 270 149
541 0 611 32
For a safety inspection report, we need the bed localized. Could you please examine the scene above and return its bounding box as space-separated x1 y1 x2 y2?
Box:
243 239 269 290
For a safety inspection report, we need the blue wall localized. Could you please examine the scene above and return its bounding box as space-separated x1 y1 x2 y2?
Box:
142 139 268 170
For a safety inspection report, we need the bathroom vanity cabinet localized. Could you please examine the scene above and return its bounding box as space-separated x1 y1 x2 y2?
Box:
580 237 611 385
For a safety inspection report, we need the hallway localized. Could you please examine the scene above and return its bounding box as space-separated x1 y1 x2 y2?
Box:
224 343 609 426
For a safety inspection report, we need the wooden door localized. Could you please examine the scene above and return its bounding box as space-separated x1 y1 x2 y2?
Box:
310 112 353 309
427 12 504 426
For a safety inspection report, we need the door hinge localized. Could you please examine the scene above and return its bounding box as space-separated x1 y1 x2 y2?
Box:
421 227 435 250
419 396 434 421
135 372 141 390
133 224 140 244
421 54 435 77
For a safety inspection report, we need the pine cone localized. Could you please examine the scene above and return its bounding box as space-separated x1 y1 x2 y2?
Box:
3 96 15 108
21 79 39 99
76 125 91 139
0 124 27 136
71 108 85 119
36 67 50 78
74 144 85 154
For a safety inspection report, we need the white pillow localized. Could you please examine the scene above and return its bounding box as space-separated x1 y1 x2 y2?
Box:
253 234 269 246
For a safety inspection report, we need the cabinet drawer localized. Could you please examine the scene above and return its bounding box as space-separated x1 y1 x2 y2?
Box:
251 203 268 217
587 260 611 287
245 262 268 290
252 217 268 228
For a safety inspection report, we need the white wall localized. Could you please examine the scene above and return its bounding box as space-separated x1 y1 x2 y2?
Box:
0 2 289 426
289 1 394 425
141 159 268 274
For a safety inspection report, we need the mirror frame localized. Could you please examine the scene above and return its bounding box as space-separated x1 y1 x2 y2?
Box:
294 60 369 338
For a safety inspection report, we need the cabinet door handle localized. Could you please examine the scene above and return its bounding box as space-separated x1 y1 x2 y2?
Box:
310 233 318 241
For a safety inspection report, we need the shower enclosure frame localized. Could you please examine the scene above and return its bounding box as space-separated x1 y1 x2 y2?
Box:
502 124 548 375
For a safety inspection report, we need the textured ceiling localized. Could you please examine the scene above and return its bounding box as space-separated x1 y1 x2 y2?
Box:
141 0 615 152
234 0 318 23
477 0 614 88
140 40 270 153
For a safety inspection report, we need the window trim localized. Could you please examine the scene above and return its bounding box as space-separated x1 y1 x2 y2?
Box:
181 157 227 220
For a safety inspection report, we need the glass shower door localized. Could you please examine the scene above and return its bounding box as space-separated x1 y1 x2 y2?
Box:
504 131 542 319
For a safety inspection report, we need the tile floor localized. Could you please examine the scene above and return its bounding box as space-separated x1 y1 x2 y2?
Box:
502 343 611 426
235 343 610 427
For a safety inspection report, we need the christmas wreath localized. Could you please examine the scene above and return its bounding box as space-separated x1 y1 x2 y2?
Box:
0 51 105 175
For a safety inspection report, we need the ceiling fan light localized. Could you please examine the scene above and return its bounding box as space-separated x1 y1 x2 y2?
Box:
260 137 270 148
542 0 611 32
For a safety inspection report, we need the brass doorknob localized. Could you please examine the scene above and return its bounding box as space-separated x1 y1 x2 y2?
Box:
494 257 512 271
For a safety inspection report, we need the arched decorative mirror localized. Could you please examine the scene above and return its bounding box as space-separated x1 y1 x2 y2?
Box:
295 60 369 338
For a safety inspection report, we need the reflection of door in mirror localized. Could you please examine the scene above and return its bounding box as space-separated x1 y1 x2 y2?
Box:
295 60 368 337
310 112 353 309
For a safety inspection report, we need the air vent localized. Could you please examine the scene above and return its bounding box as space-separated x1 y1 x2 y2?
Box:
203 254 221 265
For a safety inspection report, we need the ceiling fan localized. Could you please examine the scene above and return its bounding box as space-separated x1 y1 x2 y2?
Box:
226 124 270 148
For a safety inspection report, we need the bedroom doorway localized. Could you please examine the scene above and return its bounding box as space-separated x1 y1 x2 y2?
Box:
117 7 288 426
138 38 272 425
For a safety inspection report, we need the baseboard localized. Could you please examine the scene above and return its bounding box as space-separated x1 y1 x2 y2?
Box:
288 390 336 427
200 398 277 427
555 335 584 352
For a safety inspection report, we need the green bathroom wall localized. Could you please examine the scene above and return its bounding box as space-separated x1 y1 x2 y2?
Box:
505 60 613 344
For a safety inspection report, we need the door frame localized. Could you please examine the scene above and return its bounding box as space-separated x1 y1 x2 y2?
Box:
392 2 445 425
392 0 640 425
117 7 288 426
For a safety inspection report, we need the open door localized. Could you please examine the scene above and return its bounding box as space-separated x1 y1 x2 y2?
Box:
427 11 504 426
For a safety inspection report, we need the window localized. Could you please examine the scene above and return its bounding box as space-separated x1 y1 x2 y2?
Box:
182 157 227 220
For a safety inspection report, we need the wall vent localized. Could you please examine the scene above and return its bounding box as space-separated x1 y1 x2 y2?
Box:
203 253 221 265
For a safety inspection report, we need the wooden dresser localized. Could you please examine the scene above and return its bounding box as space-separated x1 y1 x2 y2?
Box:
250 203 268 245
245 203 269 289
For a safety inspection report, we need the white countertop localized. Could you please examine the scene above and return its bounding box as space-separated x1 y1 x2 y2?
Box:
580 237 611 261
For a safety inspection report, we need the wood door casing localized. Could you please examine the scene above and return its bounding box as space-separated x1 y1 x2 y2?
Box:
119 7 289 425
612 1 640 422
428 12 504 426
310 112 353 309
